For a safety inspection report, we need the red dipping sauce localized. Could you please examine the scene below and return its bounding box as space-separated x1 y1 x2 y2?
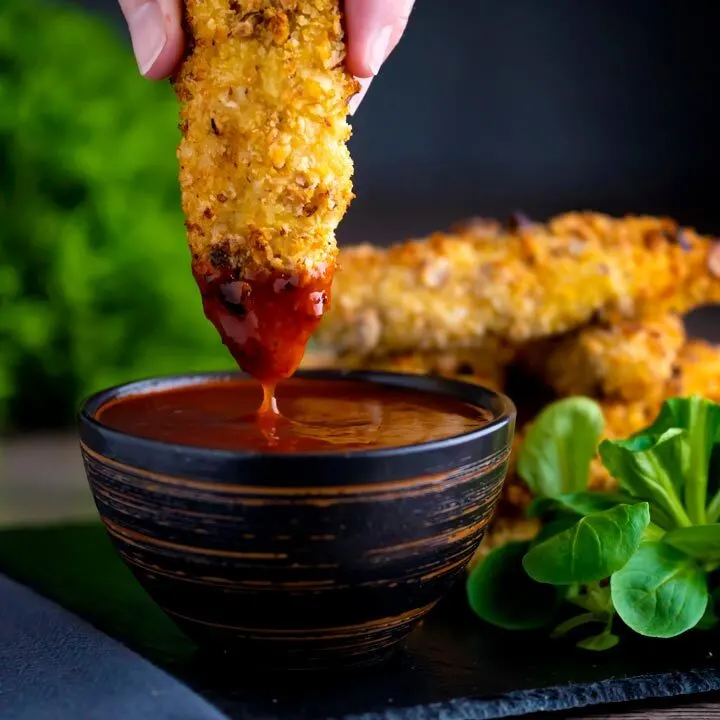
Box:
96 378 492 454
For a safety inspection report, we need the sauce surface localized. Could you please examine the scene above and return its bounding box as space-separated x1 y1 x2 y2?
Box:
96 378 493 453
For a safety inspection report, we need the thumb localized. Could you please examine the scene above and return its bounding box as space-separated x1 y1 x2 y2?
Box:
118 0 185 80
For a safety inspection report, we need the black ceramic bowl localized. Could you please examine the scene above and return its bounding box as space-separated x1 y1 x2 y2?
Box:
78 370 516 669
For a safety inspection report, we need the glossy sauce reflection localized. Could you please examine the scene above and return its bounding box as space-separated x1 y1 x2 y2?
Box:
96 378 493 453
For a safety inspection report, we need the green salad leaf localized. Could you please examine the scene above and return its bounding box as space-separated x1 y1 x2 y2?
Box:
530 515 582 547
611 541 708 638
599 429 691 529
576 632 620 651
663 525 720 561
642 397 720 524
696 598 719 631
467 542 561 630
523 503 650 585
468 394 720 652
517 397 605 498
527 491 635 519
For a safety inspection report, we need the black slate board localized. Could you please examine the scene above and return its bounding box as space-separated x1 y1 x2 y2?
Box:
0 522 719 719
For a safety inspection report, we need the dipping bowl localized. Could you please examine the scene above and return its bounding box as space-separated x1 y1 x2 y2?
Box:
78 370 516 669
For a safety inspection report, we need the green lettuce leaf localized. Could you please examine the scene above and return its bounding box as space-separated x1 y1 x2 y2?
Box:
599 429 690 529
523 503 650 585
611 541 708 638
518 397 605 499
641 397 720 524
527 491 635 518
663 525 720 561
466 542 561 630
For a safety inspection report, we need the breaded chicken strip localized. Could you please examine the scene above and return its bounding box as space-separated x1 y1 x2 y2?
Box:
668 340 720 399
498 399 669 517
317 212 720 356
301 338 516 392
174 0 358 381
521 315 686 403
473 384 683 565
588 339 720 491
505 339 720 512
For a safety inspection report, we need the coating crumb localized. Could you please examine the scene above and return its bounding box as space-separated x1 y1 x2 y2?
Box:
504 338 720 515
174 0 359 280
520 315 687 403
316 212 720 355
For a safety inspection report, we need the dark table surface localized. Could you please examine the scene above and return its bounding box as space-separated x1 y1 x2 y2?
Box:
1 433 719 719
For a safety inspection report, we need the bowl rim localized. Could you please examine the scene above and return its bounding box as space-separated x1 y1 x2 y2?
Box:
80 369 514 458
78 370 516 485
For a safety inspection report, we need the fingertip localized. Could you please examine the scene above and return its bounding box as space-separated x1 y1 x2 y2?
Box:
344 0 414 78
122 0 184 81
343 0 377 78
344 31 375 78
141 30 185 80
345 55 374 80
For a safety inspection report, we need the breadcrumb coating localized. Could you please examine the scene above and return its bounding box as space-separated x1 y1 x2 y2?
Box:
307 207 720 558
317 212 720 355
174 0 359 378
588 339 720 491
521 315 686 403
668 339 720 399
176 0 357 276
507 338 720 512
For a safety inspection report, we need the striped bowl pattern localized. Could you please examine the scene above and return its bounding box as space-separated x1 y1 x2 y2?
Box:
79 371 515 669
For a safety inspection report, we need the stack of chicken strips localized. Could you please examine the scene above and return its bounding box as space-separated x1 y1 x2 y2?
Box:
305 211 720 552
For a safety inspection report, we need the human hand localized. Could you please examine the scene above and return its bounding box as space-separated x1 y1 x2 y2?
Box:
118 0 414 111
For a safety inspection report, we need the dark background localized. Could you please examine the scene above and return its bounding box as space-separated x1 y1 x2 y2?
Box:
1 0 718 433
78 0 720 245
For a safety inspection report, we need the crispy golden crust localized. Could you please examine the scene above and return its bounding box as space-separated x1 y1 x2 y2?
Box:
669 339 720 399
585 400 664 492
174 0 358 279
300 339 516 392
505 339 720 513
499 400 664 518
317 212 720 355
521 315 686 403
588 339 720 491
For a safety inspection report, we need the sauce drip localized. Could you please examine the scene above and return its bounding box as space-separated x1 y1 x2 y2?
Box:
192 261 332 387
97 378 493 454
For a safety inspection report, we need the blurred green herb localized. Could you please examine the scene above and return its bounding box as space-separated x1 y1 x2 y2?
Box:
0 0 233 430
467 395 720 650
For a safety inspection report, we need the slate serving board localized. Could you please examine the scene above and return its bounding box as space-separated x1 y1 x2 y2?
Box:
0 522 718 720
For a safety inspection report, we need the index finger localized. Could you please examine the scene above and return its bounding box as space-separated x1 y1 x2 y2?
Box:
344 0 415 78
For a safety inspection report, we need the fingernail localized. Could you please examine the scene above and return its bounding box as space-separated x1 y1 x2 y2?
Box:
348 77 372 116
127 1 167 76
368 24 393 76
